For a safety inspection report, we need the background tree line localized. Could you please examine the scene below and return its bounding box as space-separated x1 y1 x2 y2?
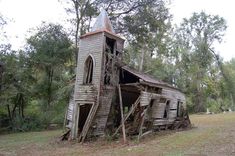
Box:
0 0 235 132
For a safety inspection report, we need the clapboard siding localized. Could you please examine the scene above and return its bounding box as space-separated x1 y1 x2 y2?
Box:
74 85 97 102
152 100 166 119
140 91 152 106
153 119 174 126
91 87 115 136
75 32 104 89
70 32 104 139
162 88 185 101
146 86 186 122
168 110 177 119
169 100 178 109
66 97 75 129
162 87 186 108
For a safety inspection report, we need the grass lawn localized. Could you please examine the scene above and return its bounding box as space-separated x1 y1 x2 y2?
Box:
1 113 235 156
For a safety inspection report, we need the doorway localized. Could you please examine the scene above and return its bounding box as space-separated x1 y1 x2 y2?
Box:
78 104 93 133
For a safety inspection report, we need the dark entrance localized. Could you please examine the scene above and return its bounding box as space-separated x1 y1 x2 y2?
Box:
78 104 92 133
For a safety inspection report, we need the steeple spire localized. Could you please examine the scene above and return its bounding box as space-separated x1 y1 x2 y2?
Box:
91 9 115 33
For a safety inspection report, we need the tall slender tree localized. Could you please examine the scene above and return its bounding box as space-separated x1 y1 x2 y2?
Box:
173 11 227 112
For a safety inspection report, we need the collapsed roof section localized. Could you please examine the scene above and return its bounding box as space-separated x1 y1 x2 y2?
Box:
121 66 180 91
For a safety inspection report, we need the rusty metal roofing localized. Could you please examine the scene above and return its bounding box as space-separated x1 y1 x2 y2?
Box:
121 66 179 90
91 9 115 33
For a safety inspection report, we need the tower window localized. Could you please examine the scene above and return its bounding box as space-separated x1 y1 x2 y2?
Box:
83 56 94 84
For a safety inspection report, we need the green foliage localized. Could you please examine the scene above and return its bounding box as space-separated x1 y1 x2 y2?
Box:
125 10 232 113
172 11 227 112
122 0 172 72
26 23 73 109
0 23 74 132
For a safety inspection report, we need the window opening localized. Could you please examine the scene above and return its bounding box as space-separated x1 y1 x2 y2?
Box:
104 37 116 85
163 101 170 118
83 56 93 84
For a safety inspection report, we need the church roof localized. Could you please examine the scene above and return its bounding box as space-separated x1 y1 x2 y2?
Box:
80 9 124 40
91 9 115 33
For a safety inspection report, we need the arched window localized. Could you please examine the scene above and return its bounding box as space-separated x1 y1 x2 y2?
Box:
83 56 94 84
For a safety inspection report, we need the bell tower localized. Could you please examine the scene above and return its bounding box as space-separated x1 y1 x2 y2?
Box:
71 9 125 141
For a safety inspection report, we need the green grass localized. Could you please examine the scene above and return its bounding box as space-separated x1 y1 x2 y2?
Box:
1 113 235 156
0 130 62 154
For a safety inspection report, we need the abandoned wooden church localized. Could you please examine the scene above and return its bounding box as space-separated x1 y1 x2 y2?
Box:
64 10 190 142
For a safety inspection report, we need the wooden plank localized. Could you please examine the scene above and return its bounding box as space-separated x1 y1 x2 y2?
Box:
153 119 173 126
92 88 115 136
71 103 80 139
152 100 167 119
168 110 177 119
140 91 152 106
138 105 149 140
138 109 145 140
118 85 126 144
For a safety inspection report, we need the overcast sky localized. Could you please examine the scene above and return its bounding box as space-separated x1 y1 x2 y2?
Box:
0 0 234 61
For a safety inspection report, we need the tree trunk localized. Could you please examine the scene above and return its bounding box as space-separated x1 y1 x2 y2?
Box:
139 46 145 72
47 68 54 109
195 71 204 112
74 0 80 65
7 104 12 122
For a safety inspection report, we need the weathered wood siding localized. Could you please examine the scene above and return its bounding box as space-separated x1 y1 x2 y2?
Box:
162 88 186 106
140 91 152 106
90 87 115 136
71 33 104 139
71 32 124 138
74 32 104 97
153 119 173 126
74 85 97 102
162 87 185 119
142 86 186 125
152 100 166 119
67 98 74 121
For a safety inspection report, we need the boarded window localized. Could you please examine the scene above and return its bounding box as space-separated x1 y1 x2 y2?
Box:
83 56 94 84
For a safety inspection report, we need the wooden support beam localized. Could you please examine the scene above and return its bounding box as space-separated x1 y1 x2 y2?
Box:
118 84 126 144
71 103 79 139
138 107 147 140
63 104 68 132
112 95 140 137
138 97 152 140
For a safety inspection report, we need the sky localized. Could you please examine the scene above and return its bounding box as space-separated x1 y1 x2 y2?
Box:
0 0 234 61
169 0 235 61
